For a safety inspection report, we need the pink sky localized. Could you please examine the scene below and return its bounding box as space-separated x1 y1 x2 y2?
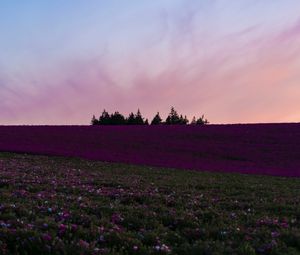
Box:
1 1 300 124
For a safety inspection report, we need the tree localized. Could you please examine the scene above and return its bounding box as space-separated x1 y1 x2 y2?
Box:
196 115 209 125
91 115 99 125
151 112 162 125
191 116 196 125
126 109 146 125
179 114 189 125
166 107 181 124
90 107 209 126
135 109 145 125
110 111 126 125
99 109 111 125
126 112 136 125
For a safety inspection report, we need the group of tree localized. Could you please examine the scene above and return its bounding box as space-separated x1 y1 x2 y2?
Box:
91 107 209 125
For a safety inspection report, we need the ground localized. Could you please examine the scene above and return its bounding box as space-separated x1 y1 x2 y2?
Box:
0 153 299 254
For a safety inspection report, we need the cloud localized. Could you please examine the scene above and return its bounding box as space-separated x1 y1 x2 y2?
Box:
1 2 300 124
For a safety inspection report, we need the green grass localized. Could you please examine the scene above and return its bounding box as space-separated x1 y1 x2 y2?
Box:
0 152 299 254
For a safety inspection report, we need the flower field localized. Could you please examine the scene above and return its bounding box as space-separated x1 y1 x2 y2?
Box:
0 153 299 254
0 124 300 177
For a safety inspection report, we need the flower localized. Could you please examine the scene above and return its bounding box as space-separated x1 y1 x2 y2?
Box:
78 239 89 249
42 233 52 241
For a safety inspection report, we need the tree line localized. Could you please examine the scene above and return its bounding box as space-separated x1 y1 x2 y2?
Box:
91 107 209 125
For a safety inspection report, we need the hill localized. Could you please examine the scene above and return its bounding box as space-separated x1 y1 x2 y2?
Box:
0 124 300 177
0 153 299 254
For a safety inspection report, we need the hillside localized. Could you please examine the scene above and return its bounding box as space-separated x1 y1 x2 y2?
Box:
0 124 300 177
0 153 299 254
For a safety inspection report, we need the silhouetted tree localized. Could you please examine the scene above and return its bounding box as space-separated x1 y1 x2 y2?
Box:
151 112 162 125
196 115 209 125
110 111 126 125
135 109 145 125
165 108 190 125
91 115 99 125
126 112 136 125
126 109 147 125
179 114 189 125
99 109 111 125
191 116 196 125
90 107 208 126
166 107 180 124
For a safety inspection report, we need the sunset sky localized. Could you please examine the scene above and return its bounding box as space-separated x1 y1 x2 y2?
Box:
1 0 300 124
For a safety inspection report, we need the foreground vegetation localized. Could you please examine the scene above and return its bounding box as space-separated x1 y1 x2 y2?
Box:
0 153 299 255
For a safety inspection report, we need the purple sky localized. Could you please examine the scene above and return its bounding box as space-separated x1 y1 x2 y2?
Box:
1 0 300 124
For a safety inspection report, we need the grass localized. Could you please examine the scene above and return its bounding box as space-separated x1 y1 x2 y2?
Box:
0 152 299 254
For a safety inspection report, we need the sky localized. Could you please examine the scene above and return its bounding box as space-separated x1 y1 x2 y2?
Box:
1 0 300 125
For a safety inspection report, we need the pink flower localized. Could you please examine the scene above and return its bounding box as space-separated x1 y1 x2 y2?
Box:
111 213 123 224
280 222 289 228
71 224 78 231
42 233 52 241
78 239 89 249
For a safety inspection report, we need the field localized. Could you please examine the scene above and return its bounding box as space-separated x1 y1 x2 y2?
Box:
0 124 300 177
0 153 299 255
0 125 299 254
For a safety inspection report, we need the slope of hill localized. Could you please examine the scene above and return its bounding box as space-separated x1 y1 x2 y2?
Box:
0 124 299 177
0 153 299 254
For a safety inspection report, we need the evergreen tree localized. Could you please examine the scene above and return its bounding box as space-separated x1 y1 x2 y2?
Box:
177 115 189 125
99 109 111 125
166 107 181 124
126 112 136 125
151 112 162 125
191 116 196 125
196 115 209 125
91 115 99 125
110 111 126 125
90 107 208 126
183 115 189 124
135 109 145 125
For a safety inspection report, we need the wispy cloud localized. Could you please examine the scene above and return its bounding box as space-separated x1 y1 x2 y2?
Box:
1 1 300 124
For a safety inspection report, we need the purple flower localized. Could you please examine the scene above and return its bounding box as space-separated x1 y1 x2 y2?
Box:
78 239 89 249
42 234 52 242
271 231 280 238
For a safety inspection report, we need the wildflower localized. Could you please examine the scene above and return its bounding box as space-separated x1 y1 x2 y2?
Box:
155 245 160 251
99 235 105 242
42 234 52 242
154 244 171 253
161 244 171 253
111 213 123 224
280 222 289 228
63 211 70 219
220 230 227 236
78 239 89 249
271 231 280 238
98 226 105 233
59 224 67 234
245 235 252 241
71 224 78 232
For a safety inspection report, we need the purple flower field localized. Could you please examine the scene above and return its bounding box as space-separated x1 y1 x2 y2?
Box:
0 124 300 177
0 153 299 254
